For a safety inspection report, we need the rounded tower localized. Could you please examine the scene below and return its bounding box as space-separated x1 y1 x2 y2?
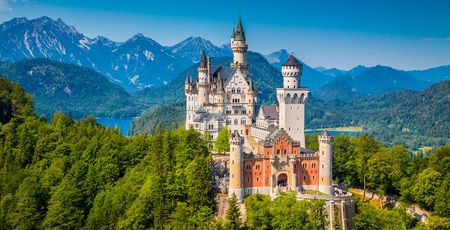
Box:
281 54 303 88
229 130 244 200
318 130 333 195
230 16 248 68
197 50 209 106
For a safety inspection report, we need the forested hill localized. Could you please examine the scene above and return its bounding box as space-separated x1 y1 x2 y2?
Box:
0 77 216 229
308 81 450 148
131 81 450 148
0 59 142 118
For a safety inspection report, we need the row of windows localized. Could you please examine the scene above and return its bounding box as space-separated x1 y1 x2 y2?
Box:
226 109 246 115
226 118 246 125
245 164 269 171
231 88 242 93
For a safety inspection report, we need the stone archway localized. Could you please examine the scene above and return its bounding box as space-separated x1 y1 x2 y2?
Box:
277 173 288 187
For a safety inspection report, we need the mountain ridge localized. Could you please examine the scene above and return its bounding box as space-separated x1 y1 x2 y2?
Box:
0 58 142 118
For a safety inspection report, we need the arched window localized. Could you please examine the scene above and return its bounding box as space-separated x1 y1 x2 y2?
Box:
293 93 298 103
234 119 238 125
283 149 287 155
256 164 261 170
241 118 246 125
302 163 307 169
246 164 251 170
277 150 280 155
285 93 291 103
312 163 316 168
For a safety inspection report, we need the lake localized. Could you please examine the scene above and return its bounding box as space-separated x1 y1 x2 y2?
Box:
305 130 361 136
96 118 133 136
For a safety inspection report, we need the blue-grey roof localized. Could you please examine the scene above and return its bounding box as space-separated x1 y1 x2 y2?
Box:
261 105 278 120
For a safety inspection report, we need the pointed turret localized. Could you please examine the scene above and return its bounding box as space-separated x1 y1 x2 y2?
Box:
234 16 246 41
200 49 207 69
197 50 209 106
231 16 248 67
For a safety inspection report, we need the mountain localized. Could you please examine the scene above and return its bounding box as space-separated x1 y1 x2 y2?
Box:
0 58 141 118
346 65 368 76
107 33 190 89
308 81 450 148
408 65 450 83
316 65 428 100
315 66 346 77
0 16 193 92
264 49 334 92
169 36 231 63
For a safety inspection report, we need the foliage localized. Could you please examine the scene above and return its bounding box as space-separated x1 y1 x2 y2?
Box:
354 202 415 230
244 191 327 230
0 77 34 124
0 78 215 228
214 126 230 154
129 102 185 135
225 193 242 230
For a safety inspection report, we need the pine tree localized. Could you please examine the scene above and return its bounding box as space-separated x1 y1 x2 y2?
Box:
225 193 241 230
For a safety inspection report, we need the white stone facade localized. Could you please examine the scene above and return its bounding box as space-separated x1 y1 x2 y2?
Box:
185 18 255 142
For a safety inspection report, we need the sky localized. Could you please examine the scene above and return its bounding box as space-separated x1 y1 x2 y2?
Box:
0 0 449 70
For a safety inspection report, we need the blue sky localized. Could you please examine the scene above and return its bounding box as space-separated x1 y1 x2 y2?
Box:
0 0 449 70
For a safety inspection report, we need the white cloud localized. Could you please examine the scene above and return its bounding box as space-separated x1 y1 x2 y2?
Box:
0 0 12 12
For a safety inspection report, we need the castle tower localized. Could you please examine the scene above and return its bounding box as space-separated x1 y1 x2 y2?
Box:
276 54 309 147
230 16 248 68
229 130 244 200
197 50 209 106
318 130 333 195
282 54 302 88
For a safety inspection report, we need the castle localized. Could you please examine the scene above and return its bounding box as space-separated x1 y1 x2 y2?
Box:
185 17 333 200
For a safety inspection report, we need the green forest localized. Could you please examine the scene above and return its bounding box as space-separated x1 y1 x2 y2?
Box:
1 77 449 229
0 78 216 229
